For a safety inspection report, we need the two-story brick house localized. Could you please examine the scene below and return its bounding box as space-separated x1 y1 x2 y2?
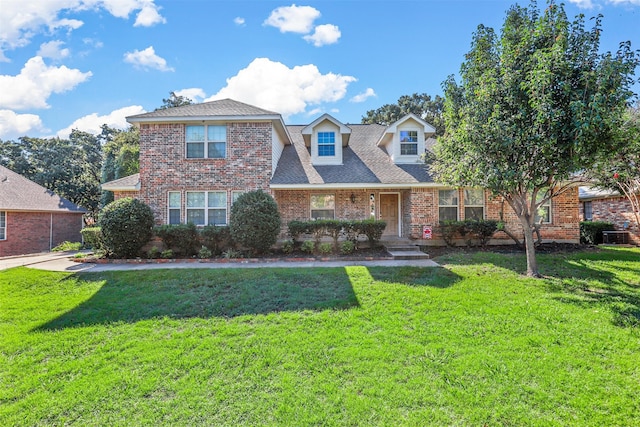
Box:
102 98 580 245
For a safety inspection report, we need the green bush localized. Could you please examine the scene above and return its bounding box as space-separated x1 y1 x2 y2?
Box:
154 223 199 256
52 241 82 252
98 198 154 258
301 240 315 254
359 218 386 246
161 249 174 259
230 190 281 254
580 221 616 245
281 240 294 254
439 220 465 247
318 242 333 255
198 246 213 259
200 225 233 255
288 221 310 242
340 240 355 255
439 220 498 247
81 227 104 250
147 246 161 259
287 219 386 247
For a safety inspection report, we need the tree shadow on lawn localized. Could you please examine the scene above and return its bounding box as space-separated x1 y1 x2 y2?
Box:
438 247 640 328
37 266 459 331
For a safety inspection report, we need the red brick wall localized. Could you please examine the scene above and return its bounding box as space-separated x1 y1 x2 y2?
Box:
113 191 139 201
138 122 273 225
0 211 84 257
580 196 640 245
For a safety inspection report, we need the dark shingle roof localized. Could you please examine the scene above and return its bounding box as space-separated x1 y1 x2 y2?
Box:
0 165 86 213
128 98 280 120
578 186 620 200
272 124 434 186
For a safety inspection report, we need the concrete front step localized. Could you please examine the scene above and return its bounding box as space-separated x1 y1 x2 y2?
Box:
382 239 430 260
386 250 430 260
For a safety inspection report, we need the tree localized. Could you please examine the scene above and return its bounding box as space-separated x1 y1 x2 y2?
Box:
588 106 640 229
430 0 639 277
156 91 193 110
361 93 445 136
100 125 140 206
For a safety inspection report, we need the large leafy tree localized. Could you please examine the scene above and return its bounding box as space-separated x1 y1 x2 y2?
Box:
430 1 639 277
361 93 445 136
588 106 640 229
100 125 140 206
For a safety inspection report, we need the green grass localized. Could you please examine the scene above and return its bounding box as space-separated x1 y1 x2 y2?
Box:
1 247 639 426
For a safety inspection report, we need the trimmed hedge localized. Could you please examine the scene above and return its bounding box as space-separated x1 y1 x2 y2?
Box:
288 219 387 247
439 219 499 247
99 198 154 258
580 221 615 245
155 223 199 256
81 227 104 250
230 190 281 254
200 225 233 255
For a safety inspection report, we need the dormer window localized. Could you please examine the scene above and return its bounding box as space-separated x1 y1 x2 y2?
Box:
400 131 418 155
318 132 336 156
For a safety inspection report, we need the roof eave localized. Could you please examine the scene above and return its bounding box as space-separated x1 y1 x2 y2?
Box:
270 182 442 190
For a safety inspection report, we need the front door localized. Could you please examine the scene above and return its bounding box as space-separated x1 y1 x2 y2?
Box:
380 193 399 236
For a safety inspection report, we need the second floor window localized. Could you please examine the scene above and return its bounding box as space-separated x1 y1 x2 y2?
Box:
400 130 418 155
318 132 335 157
186 125 226 159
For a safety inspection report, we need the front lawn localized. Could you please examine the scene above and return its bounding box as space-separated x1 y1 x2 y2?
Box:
1 248 639 426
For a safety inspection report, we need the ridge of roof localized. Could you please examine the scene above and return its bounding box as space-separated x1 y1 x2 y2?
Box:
0 165 86 213
127 98 280 121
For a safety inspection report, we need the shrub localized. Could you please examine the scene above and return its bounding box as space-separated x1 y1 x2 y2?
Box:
99 198 154 258
580 221 616 245
301 240 315 254
52 241 82 252
198 246 213 259
230 190 281 254
147 246 161 259
439 220 464 247
359 218 386 246
154 223 200 256
223 248 243 259
161 249 174 259
288 221 310 242
318 242 333 255
200 225 233 255
340 240 355 255
281 240 294 254
81 227 104 250
463 219 498 247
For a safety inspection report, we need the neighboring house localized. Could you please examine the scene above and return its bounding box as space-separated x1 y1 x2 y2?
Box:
579 186 639 245
102 98 579 245
0 165 86 257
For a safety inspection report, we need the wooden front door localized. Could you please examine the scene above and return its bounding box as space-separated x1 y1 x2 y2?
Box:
380 193 399 236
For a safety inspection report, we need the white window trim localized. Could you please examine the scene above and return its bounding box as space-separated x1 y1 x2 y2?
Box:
185 124 227 159
399 130 419 156
317 131 336 157
310 193 335 220
231 191 245 205
185 191 228 226
584 201 593 221
536 199 552 224
167 191 181 225
0 211 6 241
438 189 459 222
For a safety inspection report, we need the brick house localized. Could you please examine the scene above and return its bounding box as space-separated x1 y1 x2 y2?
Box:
579 186 639 245
0 165 85 257
102 99 580 245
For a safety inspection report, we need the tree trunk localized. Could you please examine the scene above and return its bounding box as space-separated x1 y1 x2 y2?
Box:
520 216 541 278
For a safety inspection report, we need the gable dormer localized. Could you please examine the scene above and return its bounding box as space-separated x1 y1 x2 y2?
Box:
377 113 436 164
302 114 351 166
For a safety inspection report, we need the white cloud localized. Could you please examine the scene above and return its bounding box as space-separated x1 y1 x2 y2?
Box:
0 56 92 110
0 0 165 60
303 24 341 47
568 0 596 8
234 17 246 26
0 110 45 139
206 58 356 118
607 0 640 5
350 88 377 103
174 88 206 102
123 46 174 72
56 105 146 138
264 4 320 34
37 41 70 60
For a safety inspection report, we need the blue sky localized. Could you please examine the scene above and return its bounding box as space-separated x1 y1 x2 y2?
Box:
0 0 638 140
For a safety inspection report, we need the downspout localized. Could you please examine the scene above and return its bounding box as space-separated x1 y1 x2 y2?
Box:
50 213 53 251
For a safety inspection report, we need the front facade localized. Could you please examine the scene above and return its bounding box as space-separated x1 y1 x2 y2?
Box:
103 99 580 245
579 186 640 245
0 166 85 257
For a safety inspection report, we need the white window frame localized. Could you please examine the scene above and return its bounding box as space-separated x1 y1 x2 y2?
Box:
0 211 6 240
186 191 228 226
232 191 245 205
584 201 593 221
535 196 552 224
399 130 418 156
438 189 459 222
167 191 181 225
464 188 485 220
185 124 226 159
317 132 336 157
310 194 335 220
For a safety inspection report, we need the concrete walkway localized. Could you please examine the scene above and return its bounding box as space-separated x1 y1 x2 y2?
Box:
1 252 439 273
